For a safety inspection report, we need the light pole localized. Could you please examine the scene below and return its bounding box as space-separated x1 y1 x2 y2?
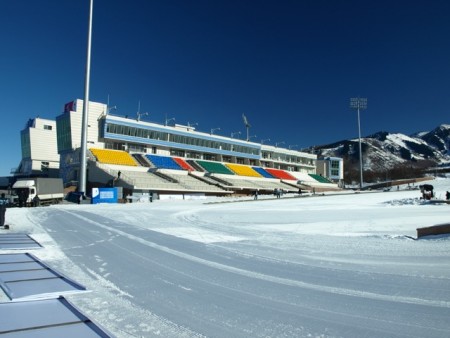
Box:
242 114 251 141
350 97 367 190
165 117 175 126
210 127 220 135
79 0 94 196
275 141 285 147
136 112 148 121
231 131 241 138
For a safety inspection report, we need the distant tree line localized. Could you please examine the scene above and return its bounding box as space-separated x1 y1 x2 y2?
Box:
343 158 436 186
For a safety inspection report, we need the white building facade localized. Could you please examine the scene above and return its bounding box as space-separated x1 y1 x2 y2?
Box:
15 117 59 177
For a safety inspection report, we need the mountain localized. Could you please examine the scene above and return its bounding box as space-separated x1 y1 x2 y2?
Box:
309 124 450 171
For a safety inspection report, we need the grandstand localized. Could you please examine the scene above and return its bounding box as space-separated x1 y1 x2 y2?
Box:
196 160 235 175
265 168 297 181
146 154 182 170
90 148 138 166
226 163 262 178
173 158 195 171
252 167 275 178
43 99 343 199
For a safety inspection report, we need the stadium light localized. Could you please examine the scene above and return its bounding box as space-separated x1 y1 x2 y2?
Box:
242 114 251 141
106 105 116 115
210 127 221 135
231 131 241 138
350 97 367 190
136 112 148 122
248 135 257 141
165 117 175 126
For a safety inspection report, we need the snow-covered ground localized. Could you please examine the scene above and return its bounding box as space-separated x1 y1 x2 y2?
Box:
2 178 450 338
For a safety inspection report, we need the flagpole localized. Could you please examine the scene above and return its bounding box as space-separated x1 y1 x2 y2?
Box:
79 0 94 196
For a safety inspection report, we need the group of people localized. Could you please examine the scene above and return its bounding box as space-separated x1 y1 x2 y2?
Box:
274 188 283 199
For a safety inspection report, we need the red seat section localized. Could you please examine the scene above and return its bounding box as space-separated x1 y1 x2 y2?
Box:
265 168 297 180
173 157 195 171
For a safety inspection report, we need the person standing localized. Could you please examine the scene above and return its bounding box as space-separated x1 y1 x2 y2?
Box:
33 195 41 207
0 193 9 227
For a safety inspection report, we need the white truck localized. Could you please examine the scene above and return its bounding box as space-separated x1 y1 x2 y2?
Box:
12 178 64 206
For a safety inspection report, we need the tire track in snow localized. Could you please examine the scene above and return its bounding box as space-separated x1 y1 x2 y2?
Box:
60 209 450 309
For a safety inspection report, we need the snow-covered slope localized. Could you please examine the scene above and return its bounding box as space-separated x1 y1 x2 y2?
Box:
311 124 450 169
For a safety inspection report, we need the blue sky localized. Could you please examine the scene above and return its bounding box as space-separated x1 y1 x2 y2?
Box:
1 0 450 176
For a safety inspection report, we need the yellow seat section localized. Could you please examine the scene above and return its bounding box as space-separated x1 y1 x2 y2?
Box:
90 148 137 166
225 163 262 178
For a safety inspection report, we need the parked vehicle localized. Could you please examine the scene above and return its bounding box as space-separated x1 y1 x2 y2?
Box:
12 178 64 206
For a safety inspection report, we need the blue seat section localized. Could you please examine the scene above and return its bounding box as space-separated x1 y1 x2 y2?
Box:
146 154 183 170
252 167 274 178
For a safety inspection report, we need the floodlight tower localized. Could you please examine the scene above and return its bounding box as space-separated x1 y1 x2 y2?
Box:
242 114 251 141
350 97 367 190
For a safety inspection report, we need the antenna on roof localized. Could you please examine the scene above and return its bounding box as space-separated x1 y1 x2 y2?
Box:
242 114 251 141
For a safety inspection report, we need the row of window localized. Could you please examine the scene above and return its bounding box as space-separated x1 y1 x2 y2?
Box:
106 123 260 156
56 117 72 151
262 151 315 166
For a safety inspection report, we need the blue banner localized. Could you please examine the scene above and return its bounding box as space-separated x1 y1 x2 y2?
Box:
91 187 118 204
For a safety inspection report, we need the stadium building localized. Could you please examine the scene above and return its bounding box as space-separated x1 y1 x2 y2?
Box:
15 117 60 178
12 99 342 199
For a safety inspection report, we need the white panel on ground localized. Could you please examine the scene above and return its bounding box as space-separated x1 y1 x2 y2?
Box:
0 234 42 250
0 297 113 337
0 253 86 300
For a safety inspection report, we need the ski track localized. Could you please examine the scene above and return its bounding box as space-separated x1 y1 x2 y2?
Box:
58 208 450 309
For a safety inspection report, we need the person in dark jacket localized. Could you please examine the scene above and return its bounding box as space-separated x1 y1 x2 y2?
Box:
0 193 9 227
33 195 41 207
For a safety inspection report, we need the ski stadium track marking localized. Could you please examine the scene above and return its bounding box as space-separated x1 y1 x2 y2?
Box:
59 209 450 309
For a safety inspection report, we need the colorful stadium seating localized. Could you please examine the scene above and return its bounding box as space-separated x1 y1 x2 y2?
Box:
252 166 275 178
90 148 137 166
196 160 235 175
309 174 333 184
264 168 297 180
146 154 182 170
226 163 262 177
173 157 195 171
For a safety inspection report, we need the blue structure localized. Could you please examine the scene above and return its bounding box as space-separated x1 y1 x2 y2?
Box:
91 187 118 204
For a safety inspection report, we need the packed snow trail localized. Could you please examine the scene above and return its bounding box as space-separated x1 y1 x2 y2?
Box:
18 190 450 338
